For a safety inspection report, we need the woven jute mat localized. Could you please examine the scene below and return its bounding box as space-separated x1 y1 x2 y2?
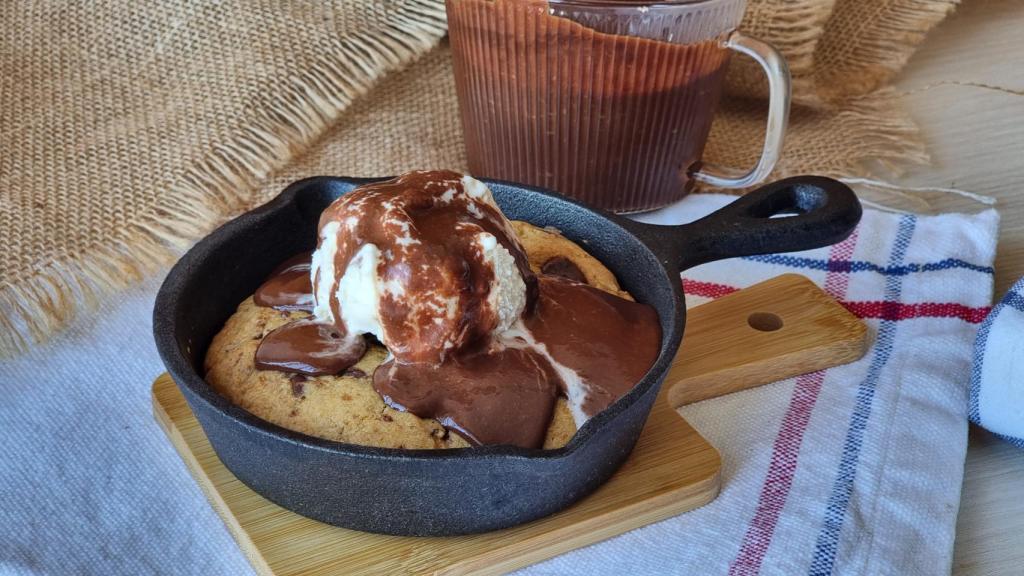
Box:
0 0 956 355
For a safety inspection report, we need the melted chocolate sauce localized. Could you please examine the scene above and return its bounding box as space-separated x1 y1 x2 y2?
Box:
255 319 366 376
253 252 314 312
540 256 587 284
246 172 662 448
523 277 660 417
376 344 561 447
314 170 537 365
373 276 660 447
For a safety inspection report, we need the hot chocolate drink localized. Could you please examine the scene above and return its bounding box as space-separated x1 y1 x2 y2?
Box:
448 0 732 212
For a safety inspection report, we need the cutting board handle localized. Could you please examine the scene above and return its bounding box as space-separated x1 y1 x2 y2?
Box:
665 274 869 407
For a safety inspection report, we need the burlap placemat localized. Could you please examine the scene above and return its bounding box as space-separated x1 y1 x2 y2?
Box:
727 0 958 106
0 0 954 355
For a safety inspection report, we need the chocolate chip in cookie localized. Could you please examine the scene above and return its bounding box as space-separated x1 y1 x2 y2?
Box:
541 256 588 284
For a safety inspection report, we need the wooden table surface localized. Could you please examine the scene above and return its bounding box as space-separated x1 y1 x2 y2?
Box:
883 0 1023 573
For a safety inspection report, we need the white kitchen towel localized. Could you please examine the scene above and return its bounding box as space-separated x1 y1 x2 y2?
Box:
970 276 1024 448
0 194 999 576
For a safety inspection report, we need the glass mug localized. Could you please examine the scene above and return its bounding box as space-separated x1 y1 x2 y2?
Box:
447 0 790 213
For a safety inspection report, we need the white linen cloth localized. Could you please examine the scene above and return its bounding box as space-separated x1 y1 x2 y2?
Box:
970 275 1024 448
0 194 998 575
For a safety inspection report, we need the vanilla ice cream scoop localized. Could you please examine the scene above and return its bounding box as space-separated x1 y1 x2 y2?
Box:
309 170 537 365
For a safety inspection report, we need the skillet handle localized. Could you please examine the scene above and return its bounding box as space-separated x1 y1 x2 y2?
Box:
651 176 862 271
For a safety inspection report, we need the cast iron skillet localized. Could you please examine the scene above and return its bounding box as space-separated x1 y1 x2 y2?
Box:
153 175 861 536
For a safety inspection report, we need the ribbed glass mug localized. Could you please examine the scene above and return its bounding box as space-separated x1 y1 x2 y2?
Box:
447 0 790 213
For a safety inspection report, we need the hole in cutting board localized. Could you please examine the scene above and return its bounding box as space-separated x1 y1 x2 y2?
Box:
747 312 783 332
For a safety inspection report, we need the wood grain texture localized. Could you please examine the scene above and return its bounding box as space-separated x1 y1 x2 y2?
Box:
152 374 721 576
886 1 1024 573
667 274 868 407
152 273 871 574
890 0 1024 299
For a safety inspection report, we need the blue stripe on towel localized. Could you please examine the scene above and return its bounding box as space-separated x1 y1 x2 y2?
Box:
741 255 992 277
808 215 917 576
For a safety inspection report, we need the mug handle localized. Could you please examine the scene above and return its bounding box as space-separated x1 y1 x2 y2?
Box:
693 31 791 189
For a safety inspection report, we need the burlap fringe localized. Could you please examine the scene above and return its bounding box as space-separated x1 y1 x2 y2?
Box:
814 0 959 103
732 0 838 106
702 87 929 198
0 0 448 356
0 0 945 356
804 88 930 177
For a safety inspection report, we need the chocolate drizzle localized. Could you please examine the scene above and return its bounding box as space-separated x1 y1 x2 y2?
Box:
373 276 660 447
376 344 561 448
521 277 660 417
255 319 366 376
249 171 662 448
313 170 537 365
253 249 364 376
253 252 314 311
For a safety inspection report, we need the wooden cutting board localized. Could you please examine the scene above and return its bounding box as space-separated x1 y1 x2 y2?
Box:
152 273 867 575
668 273 870 406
